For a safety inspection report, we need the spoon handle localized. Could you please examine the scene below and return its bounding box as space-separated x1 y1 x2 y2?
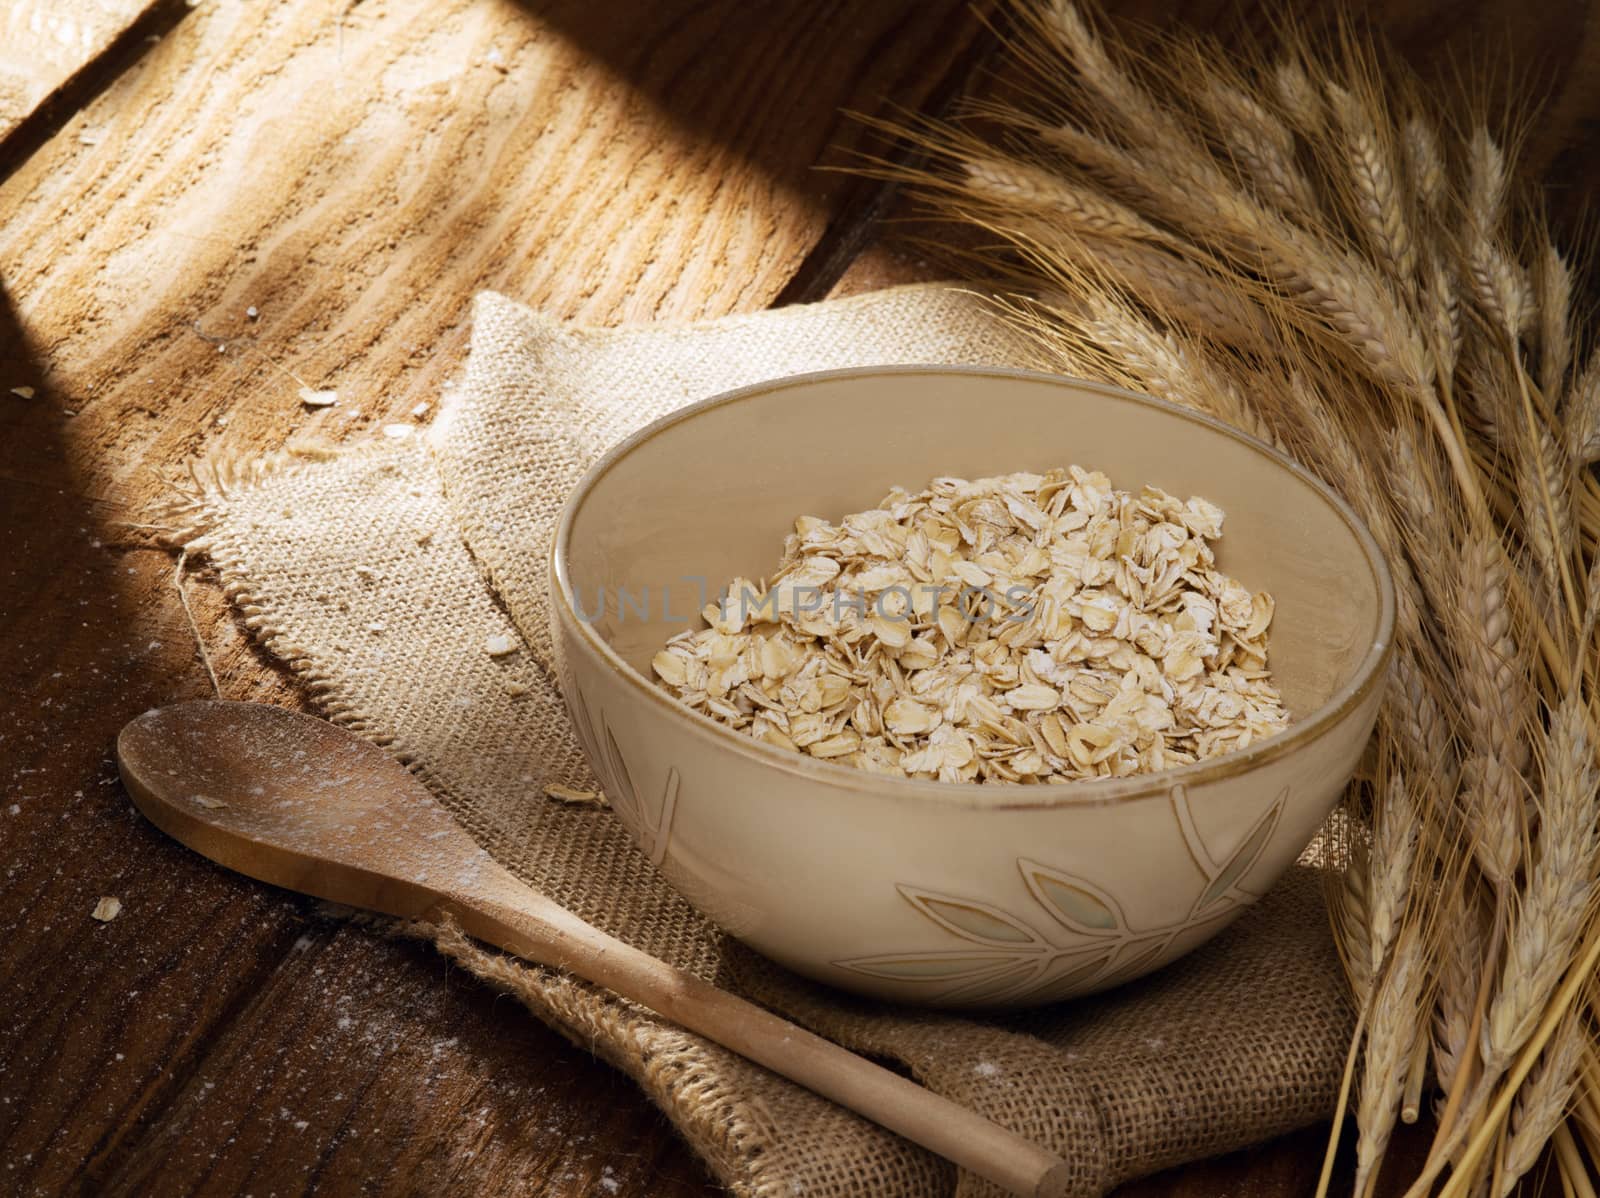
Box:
450 886 1072 1198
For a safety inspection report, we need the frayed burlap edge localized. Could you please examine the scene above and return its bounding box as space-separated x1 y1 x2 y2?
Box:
160 446 428 752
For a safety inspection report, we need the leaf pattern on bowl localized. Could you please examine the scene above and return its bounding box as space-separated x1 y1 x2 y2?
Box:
570 687 679 867
1170 783 1285 915
1020 868 1125 934
836 784 1290 1004
840 885 1116 1006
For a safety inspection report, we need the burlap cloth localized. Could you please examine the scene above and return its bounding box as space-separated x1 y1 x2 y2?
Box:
170 284 1355 1197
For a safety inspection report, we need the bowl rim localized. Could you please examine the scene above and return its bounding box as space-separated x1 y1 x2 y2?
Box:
550 364 1395 810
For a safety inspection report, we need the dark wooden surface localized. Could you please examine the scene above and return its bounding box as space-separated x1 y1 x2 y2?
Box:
0 2 1588 1195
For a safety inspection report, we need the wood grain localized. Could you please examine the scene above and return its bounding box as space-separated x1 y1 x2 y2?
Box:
0 0 1590 1194
0 464 309 1193
0 0 161 142
95 921 716 1198
0 0 992 1193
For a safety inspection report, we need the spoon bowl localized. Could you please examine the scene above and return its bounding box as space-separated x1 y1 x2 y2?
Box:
118 699 508 920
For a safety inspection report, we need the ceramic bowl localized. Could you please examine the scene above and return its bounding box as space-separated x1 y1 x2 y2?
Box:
550 367 1392 1008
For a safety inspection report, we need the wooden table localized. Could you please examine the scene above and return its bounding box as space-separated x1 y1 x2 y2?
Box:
2 2 1594 1194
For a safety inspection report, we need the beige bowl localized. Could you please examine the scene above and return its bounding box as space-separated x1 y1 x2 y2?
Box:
550 367 1392 1009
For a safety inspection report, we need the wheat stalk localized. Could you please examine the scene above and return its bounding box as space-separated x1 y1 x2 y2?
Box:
1482 697 1599 1075
1356 922 1428 1197
1327 81 1416 289
1451 536 1530 891
962 156 1169 242
1499 1012 1586 1196
883 6 1600 1191
1366 771 1419 980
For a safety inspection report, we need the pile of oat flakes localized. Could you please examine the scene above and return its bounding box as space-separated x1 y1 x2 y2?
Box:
651 467 1288 783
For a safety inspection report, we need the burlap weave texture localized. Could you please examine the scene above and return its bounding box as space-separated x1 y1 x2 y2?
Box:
174 284 1355 1197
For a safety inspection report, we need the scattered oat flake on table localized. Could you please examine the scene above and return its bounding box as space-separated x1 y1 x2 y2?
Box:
92 897 122 922
504 680 531 697
544 784 606 808
10 386 34 399
299 386 338 407
382 423 414 439
484 633 518 656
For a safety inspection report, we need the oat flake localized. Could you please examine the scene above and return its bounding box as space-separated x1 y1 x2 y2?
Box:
651 468 1287 783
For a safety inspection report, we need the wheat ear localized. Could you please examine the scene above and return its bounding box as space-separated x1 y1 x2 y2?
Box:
1451 535 1530 891
1483 697 1599 1075
1198 75 1319 216
1013 223 1274 348
1422 254 1463 384
1367 770 1421 978
1464 128 1533 337
1357 922 1428 1197
1028 289 1279 444
1272 57 1323 133
1328 81 1416 289
1336 836 1377 1001
1517 418 1577 628
1389 655 1456 788
1434 891 1487 1106
1498 1012 1586 1196
961 156 1170 242
1566 348 1600 465
1404 115 1446 216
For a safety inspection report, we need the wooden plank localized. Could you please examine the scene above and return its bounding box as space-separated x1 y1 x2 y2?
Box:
0 0 994 1193
95 922 716 1198
0 468 316 1194
0 0 992 490
0 0 162 144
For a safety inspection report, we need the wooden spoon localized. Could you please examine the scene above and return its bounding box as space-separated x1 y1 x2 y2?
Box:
117 701 1072 1198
